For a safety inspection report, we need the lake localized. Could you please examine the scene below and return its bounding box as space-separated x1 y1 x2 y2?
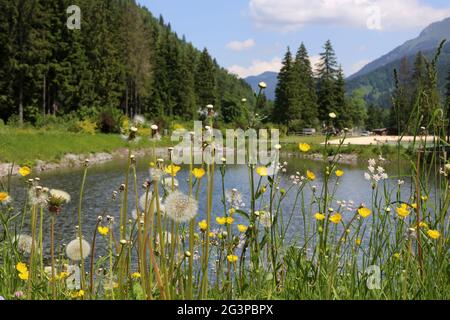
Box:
6 155 417 259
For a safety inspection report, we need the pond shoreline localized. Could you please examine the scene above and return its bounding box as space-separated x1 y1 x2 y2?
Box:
0 147 170 178
0 149 360 178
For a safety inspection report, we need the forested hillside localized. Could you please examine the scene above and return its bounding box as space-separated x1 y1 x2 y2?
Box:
0 0 255 128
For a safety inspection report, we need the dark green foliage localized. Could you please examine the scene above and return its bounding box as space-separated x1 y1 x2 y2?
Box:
0 0 254 125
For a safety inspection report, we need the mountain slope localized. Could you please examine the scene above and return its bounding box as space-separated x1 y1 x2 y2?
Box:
245 71 278 100
349 17 450 80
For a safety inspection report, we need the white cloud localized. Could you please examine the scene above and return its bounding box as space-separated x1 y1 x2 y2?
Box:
228 55 322 78
228 57 282 78
226 39 256 51
249 0 450 31
350 59 372 74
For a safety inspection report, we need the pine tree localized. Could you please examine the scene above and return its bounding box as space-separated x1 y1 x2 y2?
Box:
273 48 300 127
390 57 411 133
195 48 217 109
317 40 338 123
294 43 318 127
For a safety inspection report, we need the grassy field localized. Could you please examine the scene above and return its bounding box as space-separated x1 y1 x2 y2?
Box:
0 128 172 165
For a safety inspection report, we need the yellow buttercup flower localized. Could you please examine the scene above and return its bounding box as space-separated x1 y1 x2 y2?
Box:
256 166 268 177
299 143 311 153
216 217 226 225
226 217 234 225
229 208 236 215
165 164 181 177
198 220 208 232
237 224 248 233
19 166 31 177
98 226 109 236
192 168 205 179
0 192 10 203
16 262 28 274
56 272 69 281
306 170 316 181
208 232 215 238
335 170 344 177
227 255 238 263
355 238 362 246
411 203 418 210
418 221 428 229
314 213 326 221
421 196 428 201
427 230 441 240
19 271 29 280
358 207 371 219
131 272 141 279
396 204 410 219
72 290 85 298
329 213 342 224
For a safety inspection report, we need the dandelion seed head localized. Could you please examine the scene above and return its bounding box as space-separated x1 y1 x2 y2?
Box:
49 189 71 203
14 234 34 254
164 191 198 223
66 238 91 261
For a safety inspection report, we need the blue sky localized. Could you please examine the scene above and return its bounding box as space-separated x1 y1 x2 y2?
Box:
138 0 450 78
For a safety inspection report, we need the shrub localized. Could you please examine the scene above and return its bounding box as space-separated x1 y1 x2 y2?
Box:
77 119 97 135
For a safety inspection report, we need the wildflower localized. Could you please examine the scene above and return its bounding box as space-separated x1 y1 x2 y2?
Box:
198 220 208 232
421 196 428 201
164 191 198 223
306 170 316 181
314 213 326 221
329 112 337 119
14 291 24 299
72 290 85 299
0 192 11 204
16 262 29 280
14 234 34 254
48 189 71 214
256 166 268 176
226 217 234 225
19 166 31 177
216 217 226 225
227 255 238 263
335 170 344 177
237 225 248 233
225 189 245 208
16 262 28 274
396 204 411 219
165 164 181 177
355 239 362 246
419 221 428 229
329 214 342 224
258 211 273 228
393 253 401 259
229 208 236 215
192 168 205 179
411 203 418 210
98 226 109 236
299 143 311 152
66 238 91 261
427 230 441 240
131 272 141 280
358 207 371 219
258 82 267 89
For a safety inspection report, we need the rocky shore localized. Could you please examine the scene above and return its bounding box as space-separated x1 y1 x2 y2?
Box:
0 148 169 178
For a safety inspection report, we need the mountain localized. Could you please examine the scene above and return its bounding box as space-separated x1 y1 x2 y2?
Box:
245 71 278 100
347 18 450 107
349 17 450 80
